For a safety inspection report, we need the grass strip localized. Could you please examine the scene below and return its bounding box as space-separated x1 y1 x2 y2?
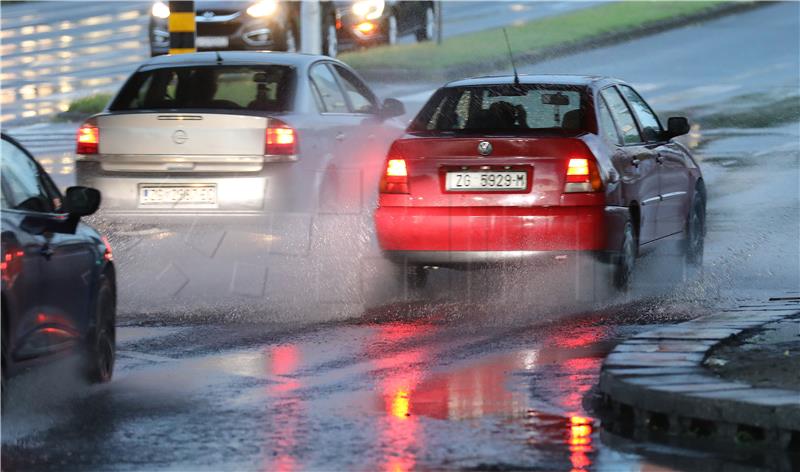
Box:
60 93 113 118
341 1 729 72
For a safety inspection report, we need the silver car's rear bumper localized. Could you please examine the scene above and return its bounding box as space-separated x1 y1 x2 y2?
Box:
76 160 309 224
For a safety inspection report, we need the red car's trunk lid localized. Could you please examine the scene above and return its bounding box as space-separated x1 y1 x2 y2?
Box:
389 136 592 207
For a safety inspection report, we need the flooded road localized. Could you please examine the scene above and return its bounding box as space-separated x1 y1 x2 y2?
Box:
2 299 698 471
2 2 799 471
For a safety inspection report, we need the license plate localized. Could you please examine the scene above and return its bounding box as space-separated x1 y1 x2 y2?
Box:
196 36 229 48
445 171 527 191
139 185 217 205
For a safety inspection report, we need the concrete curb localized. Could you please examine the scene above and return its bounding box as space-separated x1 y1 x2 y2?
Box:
355 1 768 83
598 301 800 450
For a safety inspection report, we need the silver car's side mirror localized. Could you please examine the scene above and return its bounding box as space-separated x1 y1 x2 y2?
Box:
380 98 405 119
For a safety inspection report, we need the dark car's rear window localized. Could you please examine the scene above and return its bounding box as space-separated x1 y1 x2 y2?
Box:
110 65 295 112
409 84 589 134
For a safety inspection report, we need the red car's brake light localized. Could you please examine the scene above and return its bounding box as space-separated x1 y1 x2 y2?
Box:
564 157 602 193
76 122 99 155
266 119 297 156
380 158 409 194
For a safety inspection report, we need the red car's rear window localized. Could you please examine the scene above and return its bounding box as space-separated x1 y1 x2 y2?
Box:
409 84 590 135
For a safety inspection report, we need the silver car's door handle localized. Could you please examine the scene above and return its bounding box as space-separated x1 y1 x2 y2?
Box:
336 132 346 142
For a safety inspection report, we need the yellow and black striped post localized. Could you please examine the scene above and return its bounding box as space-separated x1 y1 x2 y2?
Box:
168 1 195 54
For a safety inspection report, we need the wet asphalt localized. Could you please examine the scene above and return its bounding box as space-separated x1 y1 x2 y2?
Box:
2 2 800 471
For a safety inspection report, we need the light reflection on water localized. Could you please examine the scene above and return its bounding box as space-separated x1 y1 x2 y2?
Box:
1 4 147 123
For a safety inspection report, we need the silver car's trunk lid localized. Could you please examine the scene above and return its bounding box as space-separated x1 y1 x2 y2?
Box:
97 113 267 172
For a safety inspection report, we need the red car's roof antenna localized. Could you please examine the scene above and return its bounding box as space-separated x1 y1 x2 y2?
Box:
502 28 520 86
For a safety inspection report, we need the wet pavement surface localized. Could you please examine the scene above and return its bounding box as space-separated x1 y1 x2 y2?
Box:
2 2 800 471
707 312 800 391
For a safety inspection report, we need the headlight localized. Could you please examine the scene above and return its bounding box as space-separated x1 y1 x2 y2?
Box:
151 1 170 19
352 0 385 20
247 0 278 18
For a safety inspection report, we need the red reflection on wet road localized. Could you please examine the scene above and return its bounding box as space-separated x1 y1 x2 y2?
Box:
366 320 608 471
263 344 302 472
569 416 594 472
372 323 431 472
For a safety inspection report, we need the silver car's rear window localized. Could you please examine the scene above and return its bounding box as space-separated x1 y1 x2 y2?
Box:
110 65 295 112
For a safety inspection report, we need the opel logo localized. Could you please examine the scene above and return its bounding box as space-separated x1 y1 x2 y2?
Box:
477 141 492 156
172 129 188 145
202 11 215 18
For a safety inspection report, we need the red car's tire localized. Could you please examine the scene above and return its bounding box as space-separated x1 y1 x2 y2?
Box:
685 188 706 267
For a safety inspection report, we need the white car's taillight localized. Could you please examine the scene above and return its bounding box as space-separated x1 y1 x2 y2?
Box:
76 121 99 155
265 119 297 156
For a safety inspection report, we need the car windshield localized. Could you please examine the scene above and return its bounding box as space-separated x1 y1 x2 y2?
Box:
110 65 295 112
410 84 589 134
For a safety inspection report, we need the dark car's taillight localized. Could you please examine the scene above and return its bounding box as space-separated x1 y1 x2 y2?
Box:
265 119 297 156
76 122 99 155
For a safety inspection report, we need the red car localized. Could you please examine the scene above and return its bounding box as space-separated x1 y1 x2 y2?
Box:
374 75 705 290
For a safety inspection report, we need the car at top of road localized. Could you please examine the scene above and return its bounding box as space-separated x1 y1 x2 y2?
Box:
149 1 436 58
74 51 407 224
374 74 706 291
149 0 298 56
319 1 438 57
1 133 116 389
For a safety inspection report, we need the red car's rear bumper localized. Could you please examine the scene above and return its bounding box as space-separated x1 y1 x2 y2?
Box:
375 205 625 259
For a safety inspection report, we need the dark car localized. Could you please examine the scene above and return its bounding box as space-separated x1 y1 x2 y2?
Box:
149 1 436 58
1 134 116 389
149 0 298 56
74 52 407 224
374 75 705 291
320 1 437 56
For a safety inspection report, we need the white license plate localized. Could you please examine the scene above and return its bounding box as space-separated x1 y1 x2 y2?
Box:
139 185 217 204
445 171 527 191
196 36 229 48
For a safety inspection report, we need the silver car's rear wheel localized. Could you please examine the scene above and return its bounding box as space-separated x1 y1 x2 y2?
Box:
614 222 636 292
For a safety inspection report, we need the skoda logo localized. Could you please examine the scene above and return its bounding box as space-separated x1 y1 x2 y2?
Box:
172 129 188 145
202 11 215 18
477 141 492 156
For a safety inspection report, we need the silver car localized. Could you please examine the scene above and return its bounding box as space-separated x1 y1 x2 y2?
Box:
75 52 406 225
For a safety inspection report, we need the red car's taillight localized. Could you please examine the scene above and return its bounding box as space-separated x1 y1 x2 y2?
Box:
564 157 602 193
265 119 297 155
76 122 99 155
379 158 409 194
